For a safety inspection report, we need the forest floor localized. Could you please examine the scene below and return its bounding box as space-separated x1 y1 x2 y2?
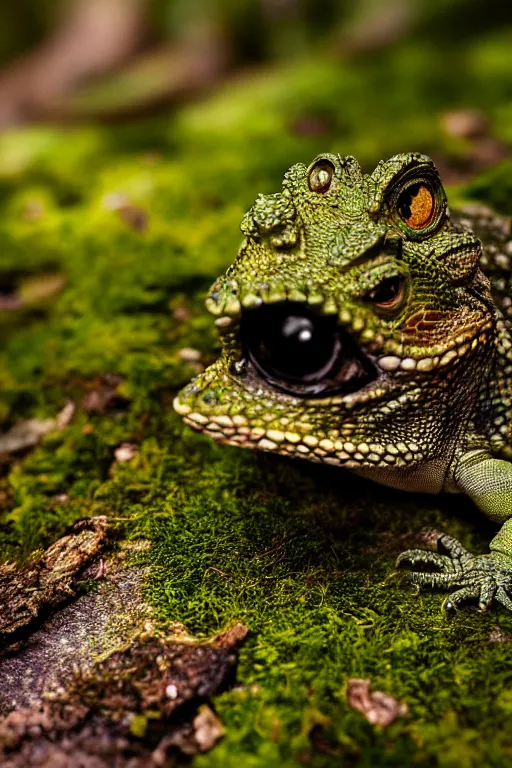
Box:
2 29 512 766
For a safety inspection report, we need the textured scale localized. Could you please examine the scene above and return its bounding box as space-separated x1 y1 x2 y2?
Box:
174 152 512 614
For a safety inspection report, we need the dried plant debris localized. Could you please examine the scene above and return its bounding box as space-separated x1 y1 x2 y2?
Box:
56 400 76 430
115 442 139 463
0 626 247 766
488 626 512 644
346 679 408 727
18 273 67 306
0 274 66 314
0 564 152 714
441 108 489 139
0 419 57 454
435 108 508 185
0 294 22 311
0 517 109 649
81 374 126 413
0 400 77 454
178 348 202 363
213 623 248 649
71 630 246 718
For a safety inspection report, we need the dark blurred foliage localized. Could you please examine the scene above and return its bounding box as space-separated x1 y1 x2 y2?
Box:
0 0 55 66
0 0 511 127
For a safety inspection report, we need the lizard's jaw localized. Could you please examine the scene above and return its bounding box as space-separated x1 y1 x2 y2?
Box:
173 360 427 470
173 290 488 471
173 298 401 449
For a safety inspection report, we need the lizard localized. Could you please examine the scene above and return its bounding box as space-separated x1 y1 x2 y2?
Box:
173 151 512 613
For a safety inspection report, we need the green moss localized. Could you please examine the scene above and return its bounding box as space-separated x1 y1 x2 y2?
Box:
3 20 512 764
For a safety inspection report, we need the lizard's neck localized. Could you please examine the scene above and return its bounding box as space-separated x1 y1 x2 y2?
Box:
464 311 512 461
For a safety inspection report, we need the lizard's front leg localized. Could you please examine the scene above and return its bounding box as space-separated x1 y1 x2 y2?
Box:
397 450 512 612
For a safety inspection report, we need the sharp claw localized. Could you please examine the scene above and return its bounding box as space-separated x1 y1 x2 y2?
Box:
478 582 497 611
443 586 480 612
442 596 458 614
396 549 455 573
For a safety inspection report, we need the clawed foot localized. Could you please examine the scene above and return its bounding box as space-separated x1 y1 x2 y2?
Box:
396 534 512 612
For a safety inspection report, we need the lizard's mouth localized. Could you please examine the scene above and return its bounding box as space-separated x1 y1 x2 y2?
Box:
241 302 378 398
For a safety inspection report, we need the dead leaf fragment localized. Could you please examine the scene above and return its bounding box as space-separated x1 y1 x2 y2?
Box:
0 294 22 312
103 191 148 231
0 517 109 648
115 442 139 462
56 400 76 430
81 374 125 413
19 273 67 306
191 705 225 753
118 203 149 232
0 419 56 454
488 626 512 644
346 679 408 726
212 623 248 649
441 108 489 139
178 347 202 362
172 305 192 323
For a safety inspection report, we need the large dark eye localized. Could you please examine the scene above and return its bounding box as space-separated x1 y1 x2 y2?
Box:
241 302 377 397
366 275 406 312
397 183 435 229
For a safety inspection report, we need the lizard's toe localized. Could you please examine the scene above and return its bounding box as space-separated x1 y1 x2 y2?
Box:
478 580 497 611
395 548 456 574
400 569 457 590
396 536 512 612
436 534 473 561
496 586 512 611
442 586 481 613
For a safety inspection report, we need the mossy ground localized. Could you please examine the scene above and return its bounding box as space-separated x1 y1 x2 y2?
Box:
2 27 512 766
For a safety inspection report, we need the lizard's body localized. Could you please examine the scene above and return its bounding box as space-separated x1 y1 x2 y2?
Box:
175 152 512 612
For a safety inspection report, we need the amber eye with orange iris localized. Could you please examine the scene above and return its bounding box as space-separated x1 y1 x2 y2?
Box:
397 183 435 229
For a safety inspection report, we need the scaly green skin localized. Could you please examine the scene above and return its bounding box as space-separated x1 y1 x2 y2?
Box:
174 152 512 613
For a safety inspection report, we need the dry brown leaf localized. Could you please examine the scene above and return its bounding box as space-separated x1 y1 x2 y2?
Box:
213 623 249 649
19 273 67 306
81 375 125 413
114 442 139 463
191 705 225 753
157 705 224 757
56 400 76 430
0 419 56 454
488 626 512 644
0 295 22 312
178 348 202 362
346 678 408 726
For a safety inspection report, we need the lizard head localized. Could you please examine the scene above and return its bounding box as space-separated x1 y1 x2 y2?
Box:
174 152 494 473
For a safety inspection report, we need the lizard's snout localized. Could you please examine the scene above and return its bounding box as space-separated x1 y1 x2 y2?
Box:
241 301 377 398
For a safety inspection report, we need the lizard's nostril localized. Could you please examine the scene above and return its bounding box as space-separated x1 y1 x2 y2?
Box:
241 302 377 398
